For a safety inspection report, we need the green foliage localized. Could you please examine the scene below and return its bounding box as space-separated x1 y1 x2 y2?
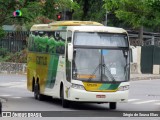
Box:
0 27 5 38
43 0 56 19
55 0 76 10
0 0 159 31
0 0 105 29
104 0 145 28
21 2 43 23
73 0 105 22
0 49 27 63
0 0 44 30
145 0 160 29
0 0 17 25
103 0 119 11
42 0 80 20
146 0 160 11
103 0 160 29
86 1 106 22
72 1 83 20
0 48 8 60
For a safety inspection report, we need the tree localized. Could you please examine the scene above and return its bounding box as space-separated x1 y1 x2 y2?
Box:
104 0 160 45
74 0 106 22
0 0 45 30
0 0 17 25
0 27 5 38
145 0 160 31
42 0 79 20
42 0 56 19
0 0 81 30
0 0 16 37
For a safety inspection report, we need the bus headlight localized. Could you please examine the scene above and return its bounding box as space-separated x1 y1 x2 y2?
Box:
118 85 129 91
71 83 85 90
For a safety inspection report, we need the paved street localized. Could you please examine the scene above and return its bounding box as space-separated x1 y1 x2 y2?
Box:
0 74 160 119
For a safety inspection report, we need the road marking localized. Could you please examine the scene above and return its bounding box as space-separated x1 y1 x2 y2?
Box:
0 95 12 97
128 99 140 102
11 97 22 99
154 103 160 105
20 80 26 82
133 100 159 104
0 82 23 86
9 84 26 88
0 81 26 88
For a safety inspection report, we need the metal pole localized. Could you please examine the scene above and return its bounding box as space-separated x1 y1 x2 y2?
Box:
151 35 155 45
63 8 66 20
0 101 2 115
105 9 108 26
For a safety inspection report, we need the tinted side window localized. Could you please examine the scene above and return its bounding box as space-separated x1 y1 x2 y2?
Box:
29 31 66 54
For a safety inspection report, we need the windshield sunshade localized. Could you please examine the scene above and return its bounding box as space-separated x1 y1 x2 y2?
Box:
74 32 128 47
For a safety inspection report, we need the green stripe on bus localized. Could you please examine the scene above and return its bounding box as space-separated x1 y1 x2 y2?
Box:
98 84 110 90
46 54 59 88
108 84 120 90
98 83 120 90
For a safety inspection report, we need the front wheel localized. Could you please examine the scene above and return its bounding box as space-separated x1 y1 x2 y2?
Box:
109 102 117 109
34 83 44 101
60 86 70 108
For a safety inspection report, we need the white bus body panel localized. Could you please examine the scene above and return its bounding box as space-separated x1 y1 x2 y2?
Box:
66 80 129 103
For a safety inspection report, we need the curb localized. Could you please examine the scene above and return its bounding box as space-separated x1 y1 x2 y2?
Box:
0 73 160 81
130 76 160 81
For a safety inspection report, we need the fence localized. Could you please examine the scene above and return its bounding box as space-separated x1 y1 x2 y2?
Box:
1 30 160 53
0 31 29 53
141 46 154 73
128 30 160 46
141 45 160 74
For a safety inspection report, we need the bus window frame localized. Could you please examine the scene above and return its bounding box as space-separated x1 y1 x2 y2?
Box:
65 30 73 82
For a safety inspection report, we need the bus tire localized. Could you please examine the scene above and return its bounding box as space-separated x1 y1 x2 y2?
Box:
109 102 116 109
60 86 70 108
34 83 44 101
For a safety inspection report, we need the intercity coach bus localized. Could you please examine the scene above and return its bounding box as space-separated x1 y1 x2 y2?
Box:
27 21 130 109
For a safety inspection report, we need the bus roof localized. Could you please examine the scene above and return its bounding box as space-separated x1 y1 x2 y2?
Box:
30 24 51 31
30 21 127 34
49 21 103 26
67 26 127 34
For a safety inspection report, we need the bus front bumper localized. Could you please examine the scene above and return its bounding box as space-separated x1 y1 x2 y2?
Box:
67 88 129 103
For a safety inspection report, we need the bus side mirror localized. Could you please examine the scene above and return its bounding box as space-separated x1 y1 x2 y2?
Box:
68 43 73 62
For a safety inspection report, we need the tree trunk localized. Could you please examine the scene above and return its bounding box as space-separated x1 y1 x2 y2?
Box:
82 0 89 20
138 26 143 46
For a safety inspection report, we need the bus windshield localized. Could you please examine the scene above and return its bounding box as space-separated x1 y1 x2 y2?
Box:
74 32 128 47
72 32 130 82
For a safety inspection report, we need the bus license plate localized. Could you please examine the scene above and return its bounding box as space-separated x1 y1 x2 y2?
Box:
96 95 106 98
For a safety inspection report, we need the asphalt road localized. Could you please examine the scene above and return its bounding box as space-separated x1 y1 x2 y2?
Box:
0 74 160 119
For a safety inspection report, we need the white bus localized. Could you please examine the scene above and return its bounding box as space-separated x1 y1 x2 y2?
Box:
27 21 130 109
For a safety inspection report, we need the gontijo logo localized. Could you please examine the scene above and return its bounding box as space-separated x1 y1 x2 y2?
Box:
13 10 22 17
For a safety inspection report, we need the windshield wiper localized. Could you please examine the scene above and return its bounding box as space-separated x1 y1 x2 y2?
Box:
102 64 116 82
124 63 130 80
87 63 113 82
87 64 101 81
